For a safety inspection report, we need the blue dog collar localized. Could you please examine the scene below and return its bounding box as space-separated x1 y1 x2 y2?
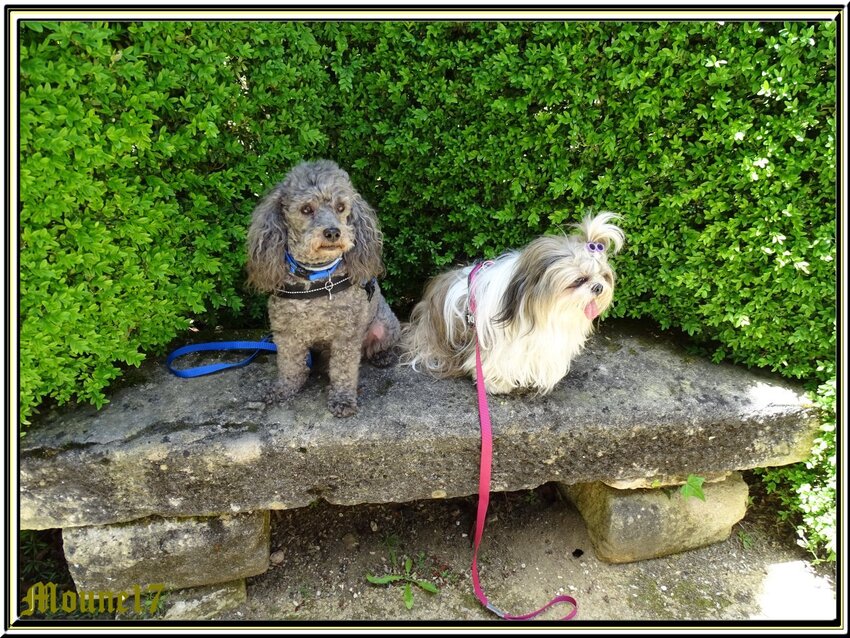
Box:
285 250 343 281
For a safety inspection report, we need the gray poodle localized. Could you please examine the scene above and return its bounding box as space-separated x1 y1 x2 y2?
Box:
246 160 400 417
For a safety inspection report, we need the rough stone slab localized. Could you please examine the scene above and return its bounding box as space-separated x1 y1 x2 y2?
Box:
560 473 749 563
116 579 247 621
21 320 817 529
63 511 269 591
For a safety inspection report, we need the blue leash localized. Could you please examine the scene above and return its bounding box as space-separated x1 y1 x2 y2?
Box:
169 254 334 378
166 335 311 378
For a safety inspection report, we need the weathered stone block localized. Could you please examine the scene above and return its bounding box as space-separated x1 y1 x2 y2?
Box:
116 579 247 621
160 579 246 621
63 511 269 591
560 472 749 563
21 321 816 530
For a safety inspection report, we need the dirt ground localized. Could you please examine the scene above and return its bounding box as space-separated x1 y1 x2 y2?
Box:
215 476 837 625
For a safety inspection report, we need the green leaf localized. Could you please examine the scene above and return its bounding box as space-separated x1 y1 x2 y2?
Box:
415 580 439 594
403 583 414 610
366 573 404 585
680 475 706 501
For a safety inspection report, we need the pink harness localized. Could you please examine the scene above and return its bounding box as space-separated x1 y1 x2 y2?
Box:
467 261 579 621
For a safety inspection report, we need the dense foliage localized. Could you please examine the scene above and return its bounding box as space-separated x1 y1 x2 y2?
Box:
20 21 333 421
322 22 836 378
19 20 836 558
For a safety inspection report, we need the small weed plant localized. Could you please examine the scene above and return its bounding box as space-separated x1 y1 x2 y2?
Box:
366 556 440 610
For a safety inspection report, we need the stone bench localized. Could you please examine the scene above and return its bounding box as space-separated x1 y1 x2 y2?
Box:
20 321 818 618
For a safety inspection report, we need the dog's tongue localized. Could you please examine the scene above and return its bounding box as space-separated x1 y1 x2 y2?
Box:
584 300 600 320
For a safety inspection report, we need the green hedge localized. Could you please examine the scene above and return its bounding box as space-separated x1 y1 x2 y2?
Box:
20 20 836 555
19 21 334 423
322 21 836 380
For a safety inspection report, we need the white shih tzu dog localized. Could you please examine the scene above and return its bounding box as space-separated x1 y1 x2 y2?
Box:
401 213 625 394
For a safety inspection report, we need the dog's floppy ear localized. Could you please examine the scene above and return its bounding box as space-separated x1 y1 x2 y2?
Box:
245 185 289 292
345 194 384 284
494 239 562 330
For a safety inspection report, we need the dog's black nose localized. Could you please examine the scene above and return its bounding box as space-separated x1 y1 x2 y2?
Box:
591 283 604 296
323 227 341 242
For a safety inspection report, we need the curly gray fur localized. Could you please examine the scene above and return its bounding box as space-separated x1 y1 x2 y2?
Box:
245 160 400 417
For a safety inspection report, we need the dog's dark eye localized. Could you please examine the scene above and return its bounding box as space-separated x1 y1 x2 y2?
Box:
572 277 588 287
300 204 314 216
336 202 346 213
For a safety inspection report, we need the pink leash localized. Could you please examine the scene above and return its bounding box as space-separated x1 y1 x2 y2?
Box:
467 261 579 621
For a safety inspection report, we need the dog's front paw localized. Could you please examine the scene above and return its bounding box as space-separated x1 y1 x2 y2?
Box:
328 390 359 418
368 348 398 368
263 380 298 405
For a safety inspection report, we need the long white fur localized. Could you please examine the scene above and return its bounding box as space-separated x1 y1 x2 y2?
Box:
435 253 595 394
403 212 624 395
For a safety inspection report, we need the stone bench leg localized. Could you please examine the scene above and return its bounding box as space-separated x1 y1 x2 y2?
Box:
559 472 748 563
62 510 270 617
